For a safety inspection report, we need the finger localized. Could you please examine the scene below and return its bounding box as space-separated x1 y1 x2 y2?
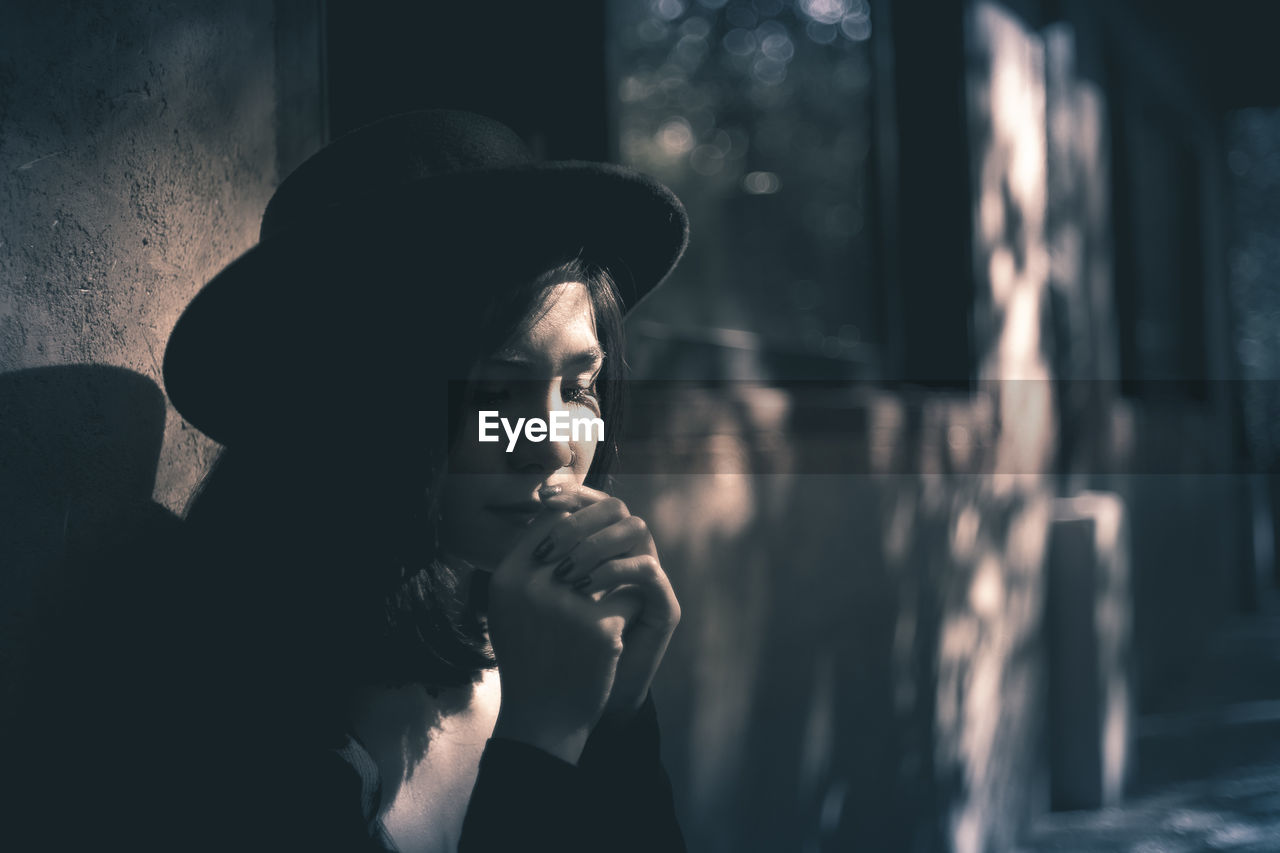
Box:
537 482 611 513
580 557 680 639
493 508 574 580
568 555 670 606
553 515 652 584
519 483 612 563
531 496 630 564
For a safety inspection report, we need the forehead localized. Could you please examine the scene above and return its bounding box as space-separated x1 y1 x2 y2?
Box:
509 281 599 359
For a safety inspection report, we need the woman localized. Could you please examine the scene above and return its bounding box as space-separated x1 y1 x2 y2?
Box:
156 110 689 851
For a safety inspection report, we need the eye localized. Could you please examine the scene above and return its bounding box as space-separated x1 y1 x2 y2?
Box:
564 381 600 411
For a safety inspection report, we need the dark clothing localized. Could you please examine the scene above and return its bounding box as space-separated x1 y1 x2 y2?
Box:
4 506 687 852
309 691 686 852
159 693 687 852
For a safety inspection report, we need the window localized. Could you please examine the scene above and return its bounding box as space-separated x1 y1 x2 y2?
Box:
609 0 880 380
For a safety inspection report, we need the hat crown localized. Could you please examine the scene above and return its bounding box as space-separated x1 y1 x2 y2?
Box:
260 110 536 240
164 110 689 447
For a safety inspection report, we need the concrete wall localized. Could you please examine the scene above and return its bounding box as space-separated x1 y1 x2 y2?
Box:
0 1 326 722
0 1 289 512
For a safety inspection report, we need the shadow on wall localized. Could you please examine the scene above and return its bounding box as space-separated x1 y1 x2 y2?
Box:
0 364 180 730
0 1 282 513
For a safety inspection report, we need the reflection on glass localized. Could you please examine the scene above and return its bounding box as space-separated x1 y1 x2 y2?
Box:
610 0 879 379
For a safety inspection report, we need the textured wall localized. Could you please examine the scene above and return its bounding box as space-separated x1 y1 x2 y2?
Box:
0 1 281 512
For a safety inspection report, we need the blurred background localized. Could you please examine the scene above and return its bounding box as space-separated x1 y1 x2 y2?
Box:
5 1 1280 850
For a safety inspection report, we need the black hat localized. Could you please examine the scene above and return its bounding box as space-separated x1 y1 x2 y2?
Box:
162 110 688 446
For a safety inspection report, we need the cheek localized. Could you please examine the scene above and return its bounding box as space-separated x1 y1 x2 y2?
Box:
573 426 602 481
448 426 509 475
438 476 503 562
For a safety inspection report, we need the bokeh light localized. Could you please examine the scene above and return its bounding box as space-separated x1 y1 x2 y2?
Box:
611 0 878 373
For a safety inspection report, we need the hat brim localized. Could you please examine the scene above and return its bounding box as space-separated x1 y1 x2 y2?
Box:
162 161 688 447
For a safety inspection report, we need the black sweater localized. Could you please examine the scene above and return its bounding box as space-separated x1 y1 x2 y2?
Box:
308 691 687 851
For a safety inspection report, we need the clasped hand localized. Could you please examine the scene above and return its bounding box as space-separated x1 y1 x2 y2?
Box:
486 484 680 764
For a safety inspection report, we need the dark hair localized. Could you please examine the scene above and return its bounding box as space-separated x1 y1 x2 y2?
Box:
180 255 628 713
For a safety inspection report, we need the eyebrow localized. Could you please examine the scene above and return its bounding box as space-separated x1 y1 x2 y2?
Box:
487 345 606 371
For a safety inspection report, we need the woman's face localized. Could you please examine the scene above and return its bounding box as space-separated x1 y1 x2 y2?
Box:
440 281 604 570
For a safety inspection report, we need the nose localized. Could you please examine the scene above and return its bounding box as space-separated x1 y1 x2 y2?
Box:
507 429 574 474
506 388 575 474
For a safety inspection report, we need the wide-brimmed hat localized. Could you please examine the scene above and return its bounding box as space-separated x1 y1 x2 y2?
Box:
162 110 688 447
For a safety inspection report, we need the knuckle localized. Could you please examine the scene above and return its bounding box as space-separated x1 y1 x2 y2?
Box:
603 497 630 519
628 554 660 580
594 624 626 655
626 515 649 536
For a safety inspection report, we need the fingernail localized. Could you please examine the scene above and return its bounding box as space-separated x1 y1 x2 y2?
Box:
553 557 574 579
571 575 592 591
532 537 554 561
539 484 563 499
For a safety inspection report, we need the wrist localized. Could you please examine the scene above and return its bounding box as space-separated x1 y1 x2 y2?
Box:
602 690 649 723
491 709 591 765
